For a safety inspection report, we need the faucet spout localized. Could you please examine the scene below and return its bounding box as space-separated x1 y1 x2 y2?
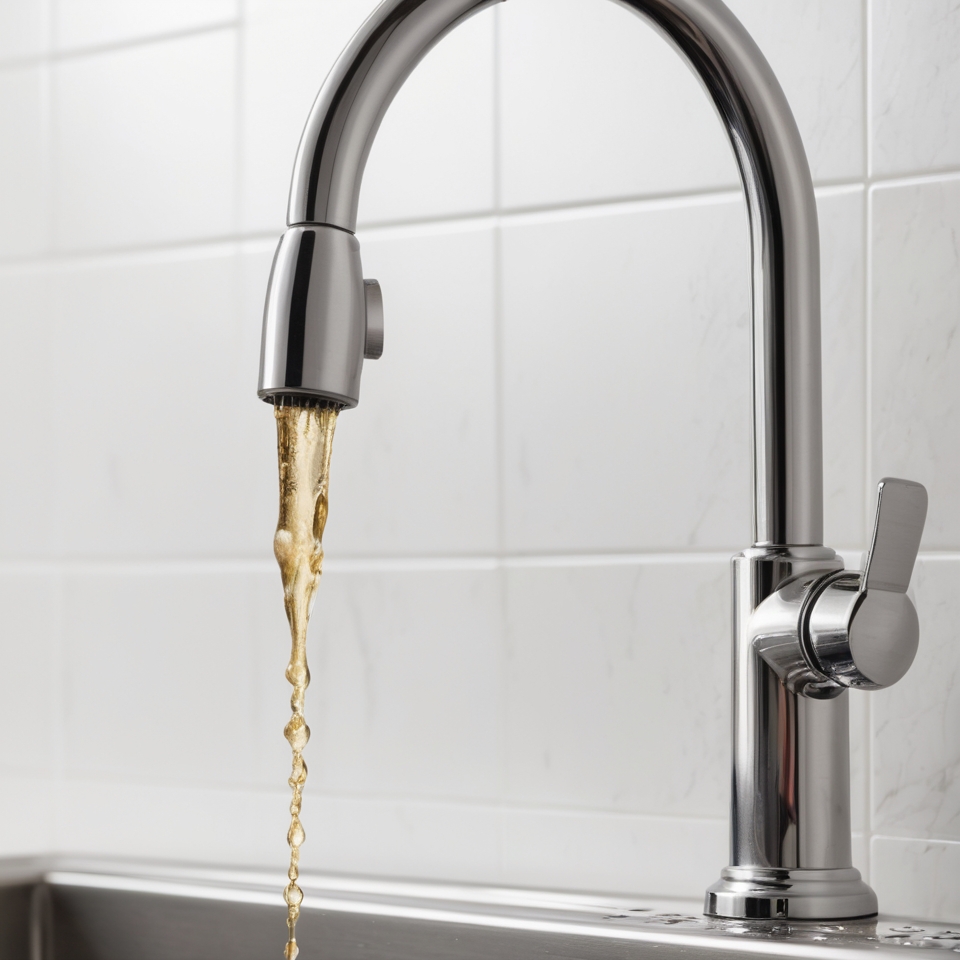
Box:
257 0 911 922
259 0 824 548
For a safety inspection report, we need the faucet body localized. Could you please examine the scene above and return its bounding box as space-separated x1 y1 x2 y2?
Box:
259 0 926 920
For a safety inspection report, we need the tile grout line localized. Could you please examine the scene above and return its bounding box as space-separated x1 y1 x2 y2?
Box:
490 4 510 877
0 20 240 71
234 1 246 241
14 550 960 578
3 171 960 274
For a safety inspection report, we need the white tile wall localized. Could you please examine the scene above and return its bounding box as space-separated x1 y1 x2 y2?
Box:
871 0 960 177
0 0 958 923
53 0 238 52
0 66 46 258
53 30 237 250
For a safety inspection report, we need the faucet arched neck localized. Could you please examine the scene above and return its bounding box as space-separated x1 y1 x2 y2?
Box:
285 0 824 547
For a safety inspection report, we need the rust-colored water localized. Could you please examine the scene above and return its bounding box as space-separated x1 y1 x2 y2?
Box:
273 403 338 960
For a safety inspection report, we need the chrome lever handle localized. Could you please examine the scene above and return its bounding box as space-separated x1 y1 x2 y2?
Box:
806 478 928 690
863 478 928 594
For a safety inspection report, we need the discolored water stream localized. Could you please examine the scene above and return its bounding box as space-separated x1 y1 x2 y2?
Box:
272 402 338 960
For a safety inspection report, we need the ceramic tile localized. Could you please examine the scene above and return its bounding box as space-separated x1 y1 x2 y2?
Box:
872 836 960 922
501 197 752 553
311 225 498 557
872 558 960 842
499 0 861 212
298 565 503 802
871 0 960 177
870 179 960 550
817 187 867 549
54 0 236 50
727 0 864 182
0 573 60 774
503 559 730 818
62 569 259 787
313 795 502 882
501 809 725 899
56 778 285 865
0 776 55 856
241 0 494 234
49 248 278 559
0 267 58 559
498 0 735 211
0 1 46 61
53 30 236 250
0 66 46 258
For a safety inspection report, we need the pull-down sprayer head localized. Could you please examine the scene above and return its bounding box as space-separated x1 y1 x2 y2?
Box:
260 226 383 409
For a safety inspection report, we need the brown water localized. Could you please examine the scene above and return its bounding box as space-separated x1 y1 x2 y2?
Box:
273 402 338 960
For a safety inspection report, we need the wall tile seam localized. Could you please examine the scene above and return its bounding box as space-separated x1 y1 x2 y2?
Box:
0 20 240 72
867 170 960 194
44 777 730 825
871 835 960 849
0 553 747 577
4 165 958 274
870 824 960 849
4 550 958 577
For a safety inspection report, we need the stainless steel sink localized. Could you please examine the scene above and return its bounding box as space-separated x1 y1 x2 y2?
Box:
3 858 959 959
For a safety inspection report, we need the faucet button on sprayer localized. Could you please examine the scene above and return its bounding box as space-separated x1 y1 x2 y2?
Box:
363 279 384 360
807 478 928 690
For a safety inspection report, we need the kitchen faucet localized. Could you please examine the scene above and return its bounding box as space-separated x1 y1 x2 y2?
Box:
257 0 928 921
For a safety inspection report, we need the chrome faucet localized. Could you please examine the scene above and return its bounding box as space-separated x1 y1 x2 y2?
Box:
258 0 928 921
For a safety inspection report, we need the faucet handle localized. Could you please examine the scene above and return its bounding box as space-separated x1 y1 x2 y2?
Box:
863 478 928 594
806 478 928 690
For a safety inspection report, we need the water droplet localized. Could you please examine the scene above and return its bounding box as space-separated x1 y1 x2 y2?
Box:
284 715 310 751
287 818 305 847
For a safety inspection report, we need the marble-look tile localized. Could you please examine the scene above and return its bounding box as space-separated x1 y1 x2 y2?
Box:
726 0 864 183
0 1 46 61
53 30 237 250
286 565 503 802
818 187 867 549
0 776 55 856
291 225 498 558
872 836 960 922
870 179 960 550
0 66 46 258
872 558 960 842
499 0 862 211
49 248 277 559
0 573 60 775
61 569 258 788
314 795 502 882
871 0 960 177
56 778 286 866
241 0 494 234
0 267 58 559
498 0 735 211
501 809 725 899
503 559 730 818
501 197 751 553
53 0 237 50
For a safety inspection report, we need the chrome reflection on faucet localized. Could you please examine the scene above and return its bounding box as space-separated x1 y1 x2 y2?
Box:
257 0 928 921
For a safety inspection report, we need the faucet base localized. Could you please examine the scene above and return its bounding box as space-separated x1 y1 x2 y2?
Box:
705 867 877 920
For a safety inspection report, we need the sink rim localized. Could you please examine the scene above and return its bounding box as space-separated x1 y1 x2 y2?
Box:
4 856 959 957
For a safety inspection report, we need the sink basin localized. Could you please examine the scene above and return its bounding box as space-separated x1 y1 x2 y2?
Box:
3 858 958 959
